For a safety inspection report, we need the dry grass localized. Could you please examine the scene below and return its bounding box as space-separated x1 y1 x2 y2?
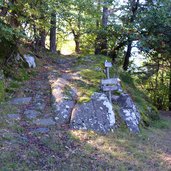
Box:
1 118 171 171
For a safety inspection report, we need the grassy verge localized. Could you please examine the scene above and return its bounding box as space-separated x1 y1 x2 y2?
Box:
1 118 171 170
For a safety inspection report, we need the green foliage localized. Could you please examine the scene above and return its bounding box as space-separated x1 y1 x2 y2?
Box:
119 72 159 125
0 80 5 102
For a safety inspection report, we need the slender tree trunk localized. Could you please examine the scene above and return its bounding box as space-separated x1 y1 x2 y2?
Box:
122 0 139 70
123 40 132 70
40 29 46 49
95 0 108 55
75 39 80 54
10 0 20 28
95 0 101 54
50 12 56 53
101 3 108 55
169 62 171 110
33 24 39 52
95 19 101 54
71 27 81 54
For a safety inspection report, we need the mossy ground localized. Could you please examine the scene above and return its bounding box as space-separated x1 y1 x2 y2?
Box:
1 120 171 171
0 81 5 102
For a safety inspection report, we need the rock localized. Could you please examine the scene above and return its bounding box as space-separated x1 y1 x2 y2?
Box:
70 92 115 133
10 97 32 105
113 93 141 133
7 114 21 120
24 110 41 119
24 54 36 68
54 101 75 123
34 117 56 126
35 102 46 111
51 78 76 124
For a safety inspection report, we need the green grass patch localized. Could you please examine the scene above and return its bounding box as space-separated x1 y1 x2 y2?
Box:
0 81 5 102
151 119 171 129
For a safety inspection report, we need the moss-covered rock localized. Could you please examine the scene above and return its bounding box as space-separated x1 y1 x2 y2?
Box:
119 72 159 126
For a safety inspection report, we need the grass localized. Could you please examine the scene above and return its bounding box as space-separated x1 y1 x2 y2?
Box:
72 55 109 103
2 122 171 171
119 72 159 125
0 81 5 102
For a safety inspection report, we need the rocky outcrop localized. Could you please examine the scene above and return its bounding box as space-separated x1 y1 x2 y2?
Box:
70 93 115 133
51 78 77 124
24 54 36 68
112 93 141 133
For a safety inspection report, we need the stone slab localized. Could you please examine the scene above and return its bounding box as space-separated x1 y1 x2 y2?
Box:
10 97 32 105
70 93 115 133
34 117 56 126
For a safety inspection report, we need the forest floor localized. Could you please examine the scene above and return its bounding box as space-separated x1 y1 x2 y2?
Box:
0 54 171 171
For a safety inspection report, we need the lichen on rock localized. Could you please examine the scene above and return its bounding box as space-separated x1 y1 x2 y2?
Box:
70 92 115 133
24 54 36 68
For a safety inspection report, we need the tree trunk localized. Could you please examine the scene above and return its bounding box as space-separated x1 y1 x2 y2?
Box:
40 30 46 49
33 24 39 52
123 40 132 71
50 12 56 53
75 39 80 54
71 27 80 54
169 62 171 111
122 0 139 70
10 0 20 28
95 18 101 54
101 3 108 55
95 0 108 55
95 0 101 54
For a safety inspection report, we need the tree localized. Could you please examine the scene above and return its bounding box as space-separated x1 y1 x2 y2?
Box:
135 0 171 110
50 11 57 53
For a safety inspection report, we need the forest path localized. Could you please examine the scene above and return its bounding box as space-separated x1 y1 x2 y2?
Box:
1 55 171 170
1 55 79 134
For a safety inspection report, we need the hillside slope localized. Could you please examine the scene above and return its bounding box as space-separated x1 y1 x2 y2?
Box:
0 54 170 170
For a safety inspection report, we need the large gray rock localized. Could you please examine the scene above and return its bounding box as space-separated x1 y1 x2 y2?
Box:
24 54 36 68
70 93 115 133
113 93 141 133
51 78 76 124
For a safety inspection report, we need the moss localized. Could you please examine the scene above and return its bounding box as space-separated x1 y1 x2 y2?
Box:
0 102 18 115
13 68 30 81
63 85 74 100
0 81 5 102
119 71 159 126
75 68 105 103
80 69 105 84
